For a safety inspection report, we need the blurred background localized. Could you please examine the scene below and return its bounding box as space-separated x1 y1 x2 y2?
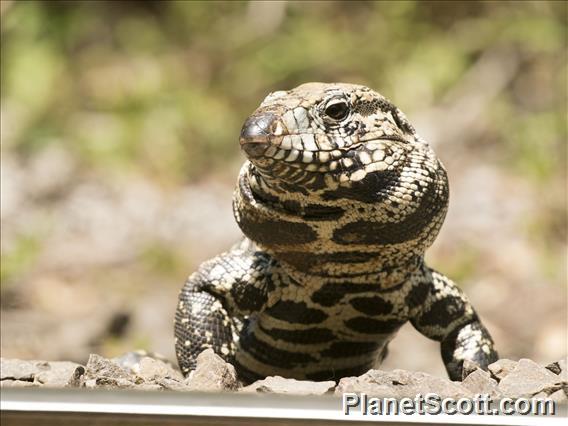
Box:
1 1 566 377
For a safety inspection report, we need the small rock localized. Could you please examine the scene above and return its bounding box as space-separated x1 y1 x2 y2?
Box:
135 357 187 391
545 361 562 375
498 358 562 399
81 354 139 389
137 357 184 382
242 376 335 395
461 369 502 398
184 349 239 392
461 359 482 380
84 354 133 379
335 369 472 399
488 359 518 381
36 362 85 387
68 366 86 387
0 358 49 381
0 358 84 388
545 358 567 382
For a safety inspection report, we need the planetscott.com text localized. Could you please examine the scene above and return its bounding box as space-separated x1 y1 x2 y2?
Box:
342 392 556 415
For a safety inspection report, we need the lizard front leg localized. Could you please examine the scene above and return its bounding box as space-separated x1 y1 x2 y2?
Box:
409 266 498 381
174 243 275 376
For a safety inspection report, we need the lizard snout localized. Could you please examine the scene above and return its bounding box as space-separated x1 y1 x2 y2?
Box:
239 113 278 158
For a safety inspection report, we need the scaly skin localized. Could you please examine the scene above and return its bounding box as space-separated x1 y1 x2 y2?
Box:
174 83 497 383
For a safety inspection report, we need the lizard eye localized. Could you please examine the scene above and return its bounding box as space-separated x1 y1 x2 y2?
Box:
324 99 350 120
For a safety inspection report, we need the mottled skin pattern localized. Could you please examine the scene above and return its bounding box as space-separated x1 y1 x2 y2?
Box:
175 83 497 383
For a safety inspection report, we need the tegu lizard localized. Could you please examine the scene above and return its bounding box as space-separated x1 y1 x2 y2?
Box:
174 82 498 383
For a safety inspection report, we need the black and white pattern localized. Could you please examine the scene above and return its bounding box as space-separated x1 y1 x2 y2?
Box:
174 83 498 383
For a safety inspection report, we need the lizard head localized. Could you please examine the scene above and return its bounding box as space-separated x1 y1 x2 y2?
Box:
235 83 449 276
238 82 447 205
240 82 431 188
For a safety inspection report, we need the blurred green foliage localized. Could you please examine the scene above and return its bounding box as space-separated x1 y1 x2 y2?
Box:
1 1 566 362
0 234 41 286
1 0 566 289
1 0 565 182
140 242 188 277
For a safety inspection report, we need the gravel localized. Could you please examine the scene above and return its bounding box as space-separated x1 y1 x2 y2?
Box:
2 352 566 403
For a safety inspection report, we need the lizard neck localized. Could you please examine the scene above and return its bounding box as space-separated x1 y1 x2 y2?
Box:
233 162 443 282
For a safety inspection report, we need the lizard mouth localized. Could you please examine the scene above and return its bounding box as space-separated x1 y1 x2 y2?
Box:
241 137 405 179
239 111 409 179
